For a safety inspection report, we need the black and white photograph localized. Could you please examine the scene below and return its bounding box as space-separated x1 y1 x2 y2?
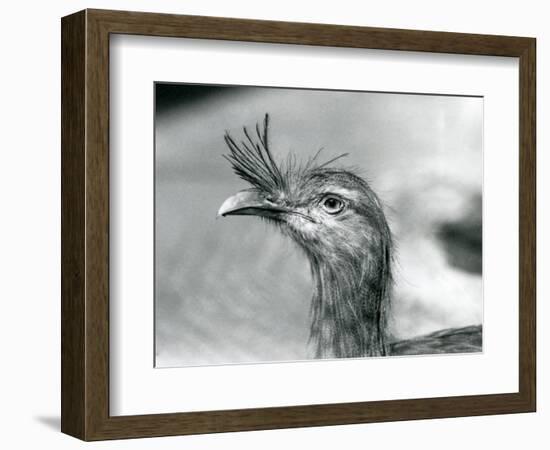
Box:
154 83 483 368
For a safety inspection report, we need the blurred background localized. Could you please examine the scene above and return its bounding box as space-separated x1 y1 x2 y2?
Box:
155 83 482 367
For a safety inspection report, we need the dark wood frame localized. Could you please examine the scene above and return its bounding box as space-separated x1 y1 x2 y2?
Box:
61 8 536 441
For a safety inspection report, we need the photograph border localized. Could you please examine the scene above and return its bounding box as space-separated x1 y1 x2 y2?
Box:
61 9 536 440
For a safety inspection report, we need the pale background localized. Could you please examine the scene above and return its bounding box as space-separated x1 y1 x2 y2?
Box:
0 0 547 449
155 85 483 367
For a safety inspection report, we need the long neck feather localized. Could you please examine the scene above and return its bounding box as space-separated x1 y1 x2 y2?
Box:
307 239 392 358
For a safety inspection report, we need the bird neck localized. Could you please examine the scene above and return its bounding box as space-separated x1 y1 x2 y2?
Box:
307 245 392 359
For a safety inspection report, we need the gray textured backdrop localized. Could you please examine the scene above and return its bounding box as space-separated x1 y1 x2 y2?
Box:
154 84 482 367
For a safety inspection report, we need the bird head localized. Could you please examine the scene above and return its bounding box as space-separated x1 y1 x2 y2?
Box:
218 114 393 358
218 114 391 268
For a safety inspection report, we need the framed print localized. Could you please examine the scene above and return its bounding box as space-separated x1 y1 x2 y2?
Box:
61 9 536 440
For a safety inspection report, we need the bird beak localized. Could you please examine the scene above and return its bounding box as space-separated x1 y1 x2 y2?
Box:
217 190 287 219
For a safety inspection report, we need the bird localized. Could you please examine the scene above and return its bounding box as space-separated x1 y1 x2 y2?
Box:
218 114 482 359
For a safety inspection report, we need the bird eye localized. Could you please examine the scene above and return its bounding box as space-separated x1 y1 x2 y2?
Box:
320 196 345 215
